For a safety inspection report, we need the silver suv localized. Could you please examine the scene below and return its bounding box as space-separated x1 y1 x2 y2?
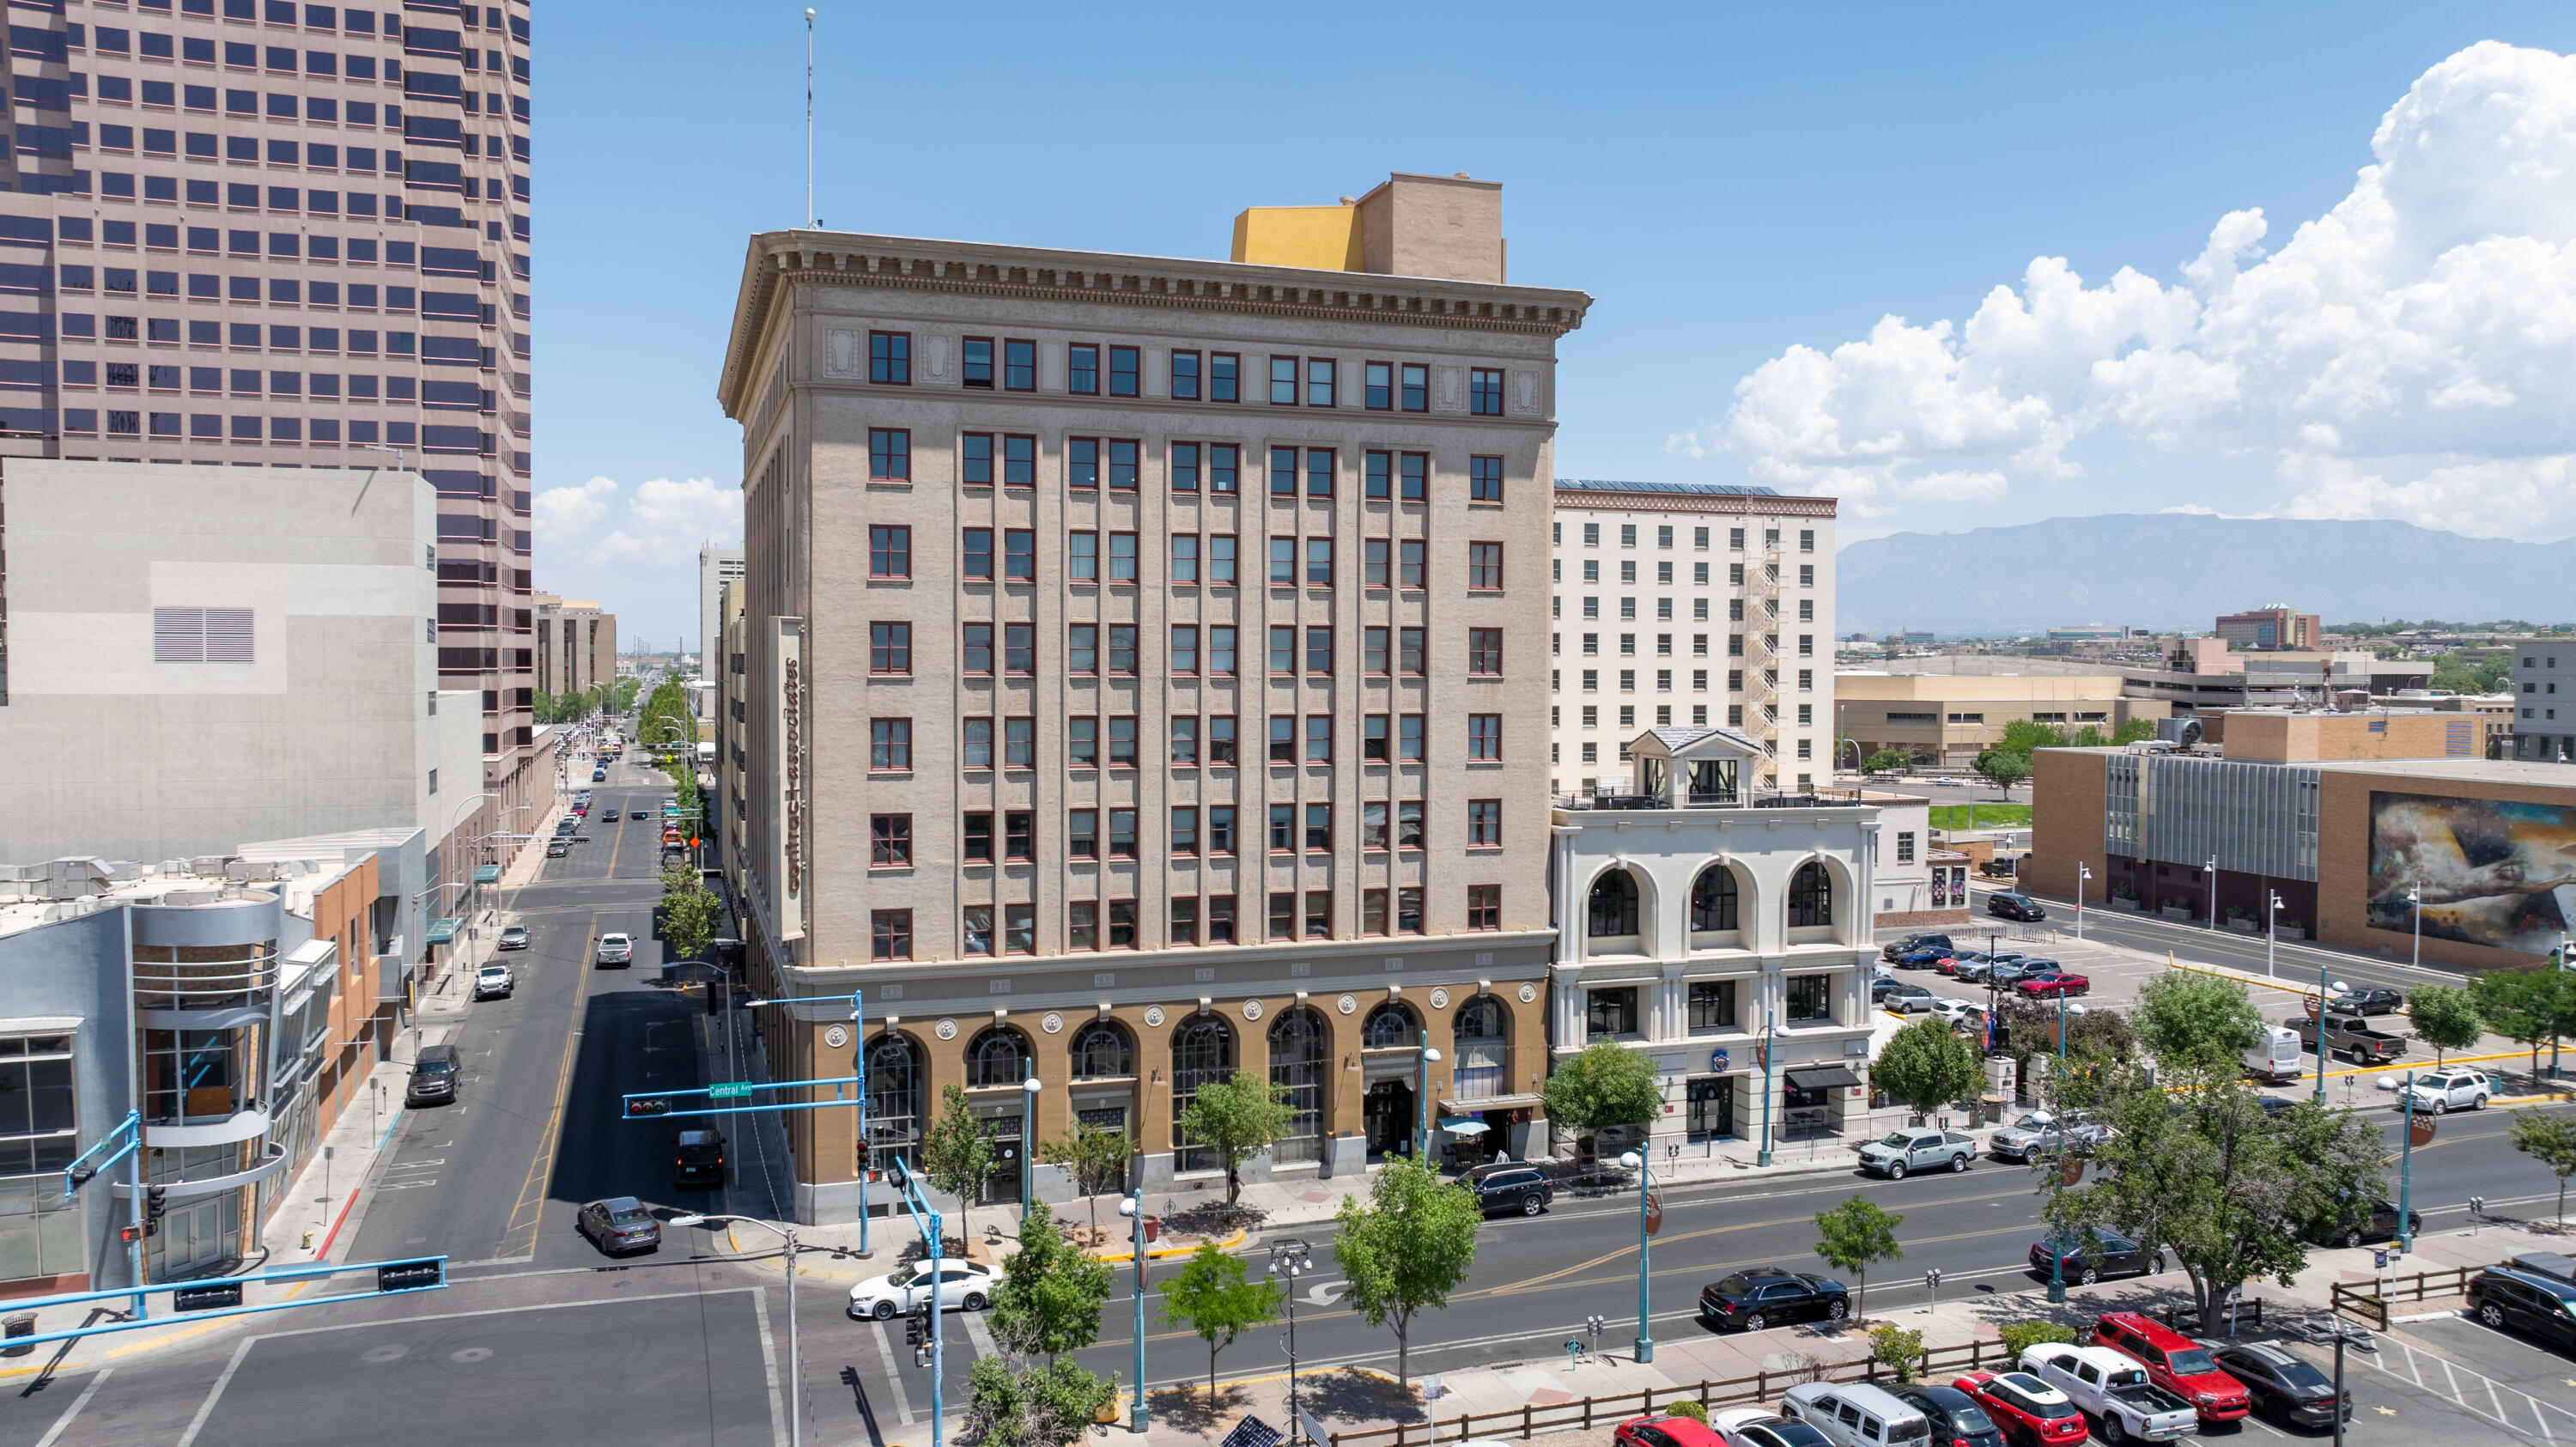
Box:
1988 1110 2106 1163
1856 1128 1976 1179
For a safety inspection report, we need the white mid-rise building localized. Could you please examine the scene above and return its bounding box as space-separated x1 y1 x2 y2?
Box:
1548 481 1837 797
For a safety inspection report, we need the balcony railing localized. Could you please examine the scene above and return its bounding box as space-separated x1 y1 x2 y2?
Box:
1555 785 1866 812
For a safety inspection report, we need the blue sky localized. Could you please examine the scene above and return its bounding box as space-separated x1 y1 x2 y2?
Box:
532 3 2576 646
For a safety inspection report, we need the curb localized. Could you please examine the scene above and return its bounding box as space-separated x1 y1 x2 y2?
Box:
1090 1226 1249 1262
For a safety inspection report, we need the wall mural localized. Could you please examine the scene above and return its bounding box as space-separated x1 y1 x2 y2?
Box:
2368 791 2576 953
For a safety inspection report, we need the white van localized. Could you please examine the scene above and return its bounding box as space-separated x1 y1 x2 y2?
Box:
2244 1025 2301 1084
1782 1383 1932 1447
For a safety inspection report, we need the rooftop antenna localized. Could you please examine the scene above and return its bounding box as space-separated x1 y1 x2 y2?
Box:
805 9 816 228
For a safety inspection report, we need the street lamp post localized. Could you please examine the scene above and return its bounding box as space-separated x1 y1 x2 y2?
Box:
1757 1010 1777 1167
1616 1150 1656 1363
1268 1237 1315 1440
2075 864 2091 941
2266 891 2281 979
1415 1040 1443 1161
2409 883 2422 970
673 1213 799 1447
2206 855 2219 930
1118 1194 1151 1432
1019 1076 1042 1219
2397 1070 2419 1255
2315 976 2348 1106
2044 993 2076 1304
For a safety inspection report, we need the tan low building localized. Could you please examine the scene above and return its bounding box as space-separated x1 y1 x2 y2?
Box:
1838 667 2164 768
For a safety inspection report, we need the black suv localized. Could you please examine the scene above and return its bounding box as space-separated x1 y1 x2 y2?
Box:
405 1044 461 1106
1465 1162 1554 1218
673 1128 727 1187
1698 1267 1850 1331
1882 932 1954 963
2211 1342 2350 1428
1988 892 2046 921
2468 1265 2576 1351
1888 1383 2004 1447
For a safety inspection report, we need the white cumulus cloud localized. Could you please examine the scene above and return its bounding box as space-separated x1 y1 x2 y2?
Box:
1695 41 2576 537
532 475 743 567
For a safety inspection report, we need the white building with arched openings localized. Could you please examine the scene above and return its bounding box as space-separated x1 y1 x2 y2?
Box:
1547 726 1911 1153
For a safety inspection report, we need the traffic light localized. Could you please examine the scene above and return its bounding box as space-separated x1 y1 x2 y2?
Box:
624 1096 672 1117
144 1185 167 1237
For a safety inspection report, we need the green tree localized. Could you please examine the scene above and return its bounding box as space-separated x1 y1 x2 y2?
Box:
1814 1195 1904 1322
1176 1068 1296 1206
2473 968 2576 1081
1998 1320 2077 1359
1039 1121 1132 1237
1868 1323 1925 1384
989 1200 1115 1362
1540 1040 1662 1164
1874 1018 1984 1118
1861 749 1912 775
2406 984 2483 1067
963 1355 1117 1447
1971 750 2032 789
1159 1243 1283 1401
2109 717 2158 745
2134 970 2264 1071
1333 1153 1482 1385
2058 1058 2386 1326
921 1085 998 1204
2508 1109 2576 1225
1997 1000 2134 1081
656 861 722 963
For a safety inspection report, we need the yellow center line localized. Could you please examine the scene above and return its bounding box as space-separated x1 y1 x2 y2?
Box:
501 903 599 1255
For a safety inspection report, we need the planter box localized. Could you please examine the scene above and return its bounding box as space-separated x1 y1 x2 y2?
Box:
2160 906 2195 921
2108 897 2139 911
2226 919 2259 934
2281 927 2306 941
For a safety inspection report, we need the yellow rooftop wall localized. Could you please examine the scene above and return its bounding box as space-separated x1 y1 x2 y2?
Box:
1230 205 1364 271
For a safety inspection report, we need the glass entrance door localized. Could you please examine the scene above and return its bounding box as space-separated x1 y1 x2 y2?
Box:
1362 1080 1414 1158
1686 1076 1735 1140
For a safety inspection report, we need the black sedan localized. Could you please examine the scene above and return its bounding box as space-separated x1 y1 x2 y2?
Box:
1698 1268 1850 1331
1988 892 2047 921
2212 1342 2350 1427
2329 986 2405 1017
2028 1230 2162 1285
2302 1198 2421 1249
1889 1383 2005 1447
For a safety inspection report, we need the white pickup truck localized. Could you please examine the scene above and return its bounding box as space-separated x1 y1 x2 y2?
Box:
2021 1343 2200 1444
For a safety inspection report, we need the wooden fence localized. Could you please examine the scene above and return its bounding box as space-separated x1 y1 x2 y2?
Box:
2331 1265 2476 1332
1327 1339 2021 1447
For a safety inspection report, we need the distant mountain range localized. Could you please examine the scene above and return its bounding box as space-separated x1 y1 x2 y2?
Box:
1836 514 2576 637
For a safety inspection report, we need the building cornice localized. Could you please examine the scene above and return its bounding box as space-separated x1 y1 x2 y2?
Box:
1553 489 1839 520
718 229 1595 419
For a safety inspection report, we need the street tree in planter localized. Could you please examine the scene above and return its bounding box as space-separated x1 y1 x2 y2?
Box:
963 1356 1117 1447
2508 1109 2576 1227
2134 970 2263 1072
989 1199 1115 1361
1175 1068 1296 1207
1039 1121 1133 1239
2057 1057 2385 1328
2405 984 2484 1067
1814 1195 1905 1322
1334 1154 1482 1386
1540 1040 1661 1167
1874 1018 1984 1121
656 861 722 964
921 1085 999 1207
1160 1242 1283 1401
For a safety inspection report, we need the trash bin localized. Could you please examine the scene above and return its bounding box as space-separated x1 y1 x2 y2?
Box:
3 1312 34 1357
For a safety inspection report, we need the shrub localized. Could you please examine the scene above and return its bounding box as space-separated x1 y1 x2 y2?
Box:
1869 1323 1924 1383
1663 1401 1709 1424
1998 1320 2077 1361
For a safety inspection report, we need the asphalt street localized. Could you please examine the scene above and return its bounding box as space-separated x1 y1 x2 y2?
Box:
1965 880 2464 1000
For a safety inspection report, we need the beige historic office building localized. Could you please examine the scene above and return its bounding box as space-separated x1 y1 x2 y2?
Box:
1549 482 1837 797
715 174 1589 1219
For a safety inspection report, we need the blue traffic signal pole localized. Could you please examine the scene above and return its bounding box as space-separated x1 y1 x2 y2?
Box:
0 1254 447 1351
2398 1069 2418 1255
64 1111 145 1319
886 1158 947 1447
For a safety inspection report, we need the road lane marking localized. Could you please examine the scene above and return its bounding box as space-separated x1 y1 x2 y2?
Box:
751 1284 788 1447
500 905 601 1256
960 1306 998 1361
173 1339 254 1447
870 1319 916 1425
31 1366 112 1447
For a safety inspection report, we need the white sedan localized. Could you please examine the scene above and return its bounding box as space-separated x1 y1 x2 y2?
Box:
472 964 513 1000
847 1260 995 1319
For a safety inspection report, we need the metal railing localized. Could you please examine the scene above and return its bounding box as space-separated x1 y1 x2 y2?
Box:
1555 787 1867 812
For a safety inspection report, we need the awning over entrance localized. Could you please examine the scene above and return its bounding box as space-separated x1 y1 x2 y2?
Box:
1436 1093 1542 1112
425 917 461 945
472 865 501 884
1784 1065 1862 1091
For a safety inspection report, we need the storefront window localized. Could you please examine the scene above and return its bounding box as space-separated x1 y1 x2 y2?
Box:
1451 998 1507 1101
0 1037 76 1173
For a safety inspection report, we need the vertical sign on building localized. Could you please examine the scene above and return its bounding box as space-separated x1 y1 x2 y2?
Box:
775 617 806 942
